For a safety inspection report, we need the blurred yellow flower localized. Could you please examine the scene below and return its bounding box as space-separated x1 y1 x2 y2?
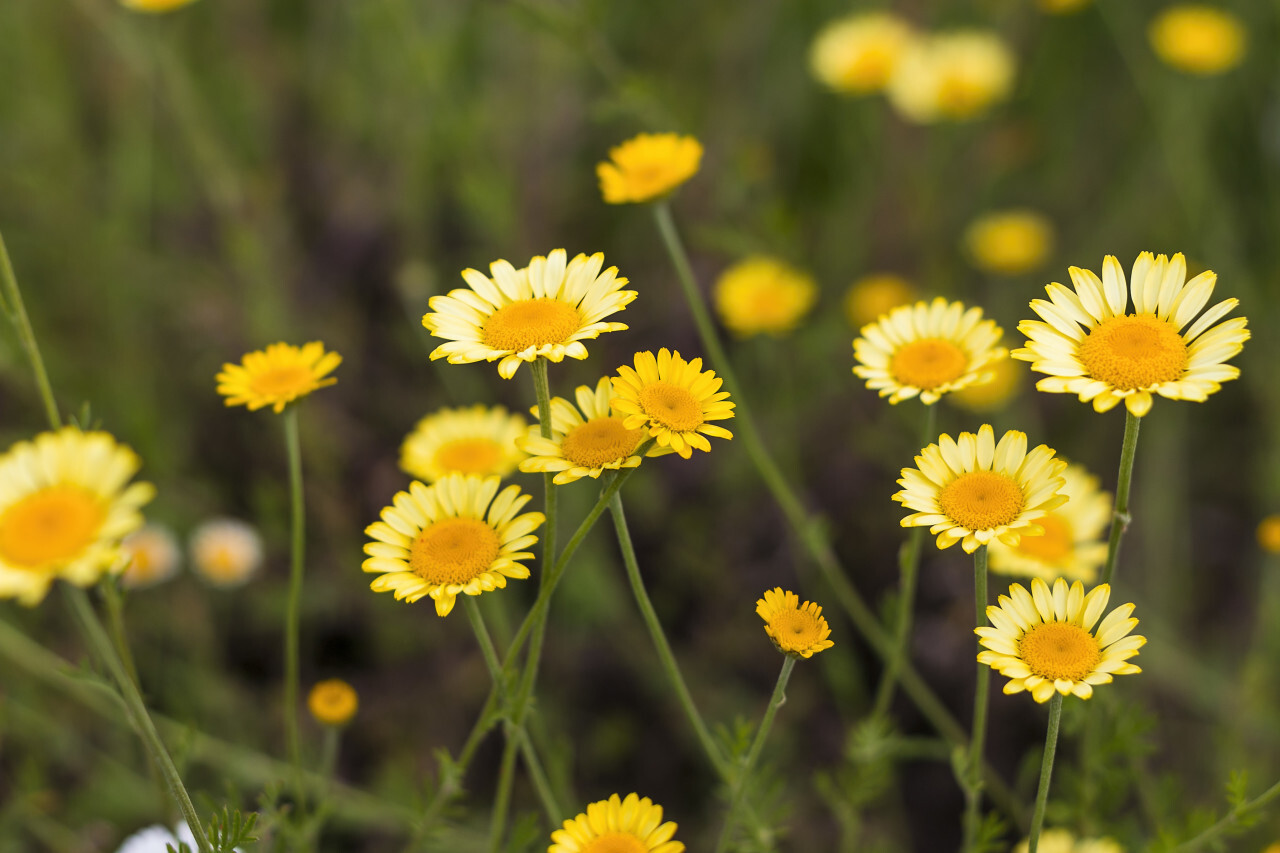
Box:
964 210 1055 275
610 349 735 459
550 792 683 853
308 679 358 727
713 256 817 338
400 405 527 483
757 588 834 659
1258 515 1280 554
119 0 200 12
988 463 1110 583
190 518 263 588
1149 5 1246 75
950 357 1022 413
1038 0 1092 14
887 30 1016 123
843 273 917 328
216 342 341 414
597 133 703 204
121 524 181 589
1014 828 1124 852
809 12 916 95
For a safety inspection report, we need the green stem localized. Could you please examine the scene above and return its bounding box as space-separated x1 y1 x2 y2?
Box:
715 656 797 853
99 577 141 689
283 406 308 808
63 587 212 853
1027 694 1064 853
489 737 520 853
1170 776 1280 853
1101 411 1142 587
0 230 61 429
963 545 991 852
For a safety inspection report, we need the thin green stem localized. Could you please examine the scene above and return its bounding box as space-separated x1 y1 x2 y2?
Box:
963 545 991 852
1027 694 1064 853
283 406 308 809
0 231 61 429
715 656 797 853
489 737 520 853
1170 776 1280 853
99 578 141 689
1101 411 1142 587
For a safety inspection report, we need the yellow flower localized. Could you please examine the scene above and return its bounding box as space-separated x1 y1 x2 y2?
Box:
1013 252 1250 417
423 249 635 380
518 378 669 485
0 428 154 606
950 357 1023 413
550 792 683 853
308 679 358 727
988 463 1110 584
610 349 735 459
894 424 1067 554
119 0 200 12
216 342 341 414
400 405 527 483
887 30 1016 123
597 133 703 204
362 473 543 617
843 273 917 329
121 524 181 589
1258 515 1280 554
978 577 1144 702
852 297 1007 405
1038 0 1092 14
809 12 916 95
1149 5 1246 75
964 210 1055 275
190 518 263 588
713 256 818 338
756 588 834 659
1014 828 1124 853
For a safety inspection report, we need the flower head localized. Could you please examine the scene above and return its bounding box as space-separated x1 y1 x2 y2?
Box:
0 428 154 606
713 256 817 338
964 210 1055 275
988 463 1110 583
119 0 200 12
610 349 735 459
308 679 358 727
894 424 1067 554
423 250 635 380
887 30 1016 123
362 473 543 616
950 357 1023 413
519 377 669 485
1013 829 1124 853
756 588 834 658
400 405 527 483
597 133 702 204
1258 515 1280 555
809 12 916 95
216 341 341 414
190 518 263 588
1149 5 1246 75
843 273 917 329
978 577 1144 702
121 524 181 589
853 297 1007 405
550 792 683 853
1013 252 1250 417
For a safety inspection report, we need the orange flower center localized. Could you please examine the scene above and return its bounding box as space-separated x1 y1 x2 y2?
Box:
0 486 105 570
482 299 581 352
581 832 648 853
249 364 315 398
409 518 501 585
1078 313 1188 390
937 471 1025 531
435 438 505 476
638 382 704 432
1019 621 1101 682
561 417 643 469
1013 513 1074 562
767 608 825 654
890 338 968 390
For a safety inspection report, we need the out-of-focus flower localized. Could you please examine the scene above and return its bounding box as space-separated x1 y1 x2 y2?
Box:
121 524 181 589
1149 5 1246 75
843 273 917 328
216 342 341 414
713 256 817 338
810 12 916 95
1013 828 1124 852
400 405 527 483
950 357 1022 413
190 518 263 588
964 210 1055 275
1258 515 1280 554
597 134 703 204
988 463 1110 583
1038 0 1092 14
308 679 358 726
119 0 200 12
887 30 1016 122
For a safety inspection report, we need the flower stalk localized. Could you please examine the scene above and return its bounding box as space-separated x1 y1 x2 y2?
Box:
963 544 991 852
1027 693 1064 853
1101 411 1142 586
282 405 308 808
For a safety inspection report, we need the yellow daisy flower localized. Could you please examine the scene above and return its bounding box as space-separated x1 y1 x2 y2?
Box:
0 428 155 606
1014 828 1124 853
400 405 527 483
713 256 818 338
423 249 635 380
190 518 264 588
518 377 669 485
887 30 1016 123
216 341 342 414
610 349 735 459
1012 252 1250 417
550 792 683 853
852 297 1008 405
963 209 1055 275
362 473 543 617
597 133 703 205
1259 515 1280 555
977 577 1144 702
308 679 358 727
1149 5 1246 76
120 0 200 11
988 463 1110 584
809 12 916 95
950 357 1023 413
843 273 917 329
894 424 1067 554
756 588 834 659
121 523 181 589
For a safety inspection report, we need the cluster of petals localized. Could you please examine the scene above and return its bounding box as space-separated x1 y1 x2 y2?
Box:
550 792 683 853
610 349 735 459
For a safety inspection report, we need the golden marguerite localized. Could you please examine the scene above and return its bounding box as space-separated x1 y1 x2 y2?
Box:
308 679 358 727
190 518 263 588
950 357 1023 413
1014 828 1123 853
423 249 635 380
610 349 735 459
1259 514 1280 555
597 133 703 204
400 404 527 483
756 588 834 659
0 428 154 605
963 209 1055 275
987 463 1110 584
853 297 1007 405
1148 4 1246 75
894 424 1067 554
1013 252 1250 417
843 273 917 329
121 523 182 589
216 341 341 414
978 577 1144 702
809 11 916 95
119 0 199 11
362 473 544 616
550 793 683 853
887 30 1015 123
713 255 817 338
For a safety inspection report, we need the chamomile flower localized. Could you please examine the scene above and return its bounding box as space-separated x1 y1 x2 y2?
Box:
121 524 181 589
610 349 735 459
216 342 341 414
550 793 683 853
713 256 818 338
987 463 1110 584
597 134 703 204
399 405 527 483
756 588 834 659
1149 5 1246 75
809 12 916 95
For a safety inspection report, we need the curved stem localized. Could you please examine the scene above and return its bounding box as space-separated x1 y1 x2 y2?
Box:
488 737 520 853
1101 411 1142 587
963 545 991 851
0 231 61 429
1027 694 1064 853
99 578 141 689
283 406 308 808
